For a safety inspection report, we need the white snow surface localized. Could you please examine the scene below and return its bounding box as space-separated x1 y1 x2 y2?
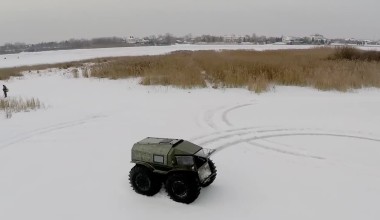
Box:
1 44 380 69
1 47 380 220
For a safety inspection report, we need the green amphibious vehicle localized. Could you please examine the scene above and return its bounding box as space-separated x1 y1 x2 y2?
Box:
129 137 217 204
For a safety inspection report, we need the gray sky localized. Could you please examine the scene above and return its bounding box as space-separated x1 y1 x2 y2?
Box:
0 0 379 44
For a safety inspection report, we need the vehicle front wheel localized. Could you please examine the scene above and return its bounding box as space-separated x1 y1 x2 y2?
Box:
165 173 201 204
129 165 161 196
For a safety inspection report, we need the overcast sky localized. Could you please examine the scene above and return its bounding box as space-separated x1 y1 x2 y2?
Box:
0 0 379 44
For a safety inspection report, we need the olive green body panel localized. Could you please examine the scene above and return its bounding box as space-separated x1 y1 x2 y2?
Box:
132 140 173 166
131 137 216 184
131 137 202 168
172 140 202 155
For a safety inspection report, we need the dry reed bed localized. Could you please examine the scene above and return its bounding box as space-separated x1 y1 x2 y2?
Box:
0 97 43 111
1 48 380 92
0 60 92 80
0 97 44 118
90 48 380 92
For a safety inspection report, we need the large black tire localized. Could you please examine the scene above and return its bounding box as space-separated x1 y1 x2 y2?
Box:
201 159 217 187
165 173 201 204
129 165 161 196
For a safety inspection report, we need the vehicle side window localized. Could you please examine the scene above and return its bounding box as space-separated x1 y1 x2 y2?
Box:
153 155 164 164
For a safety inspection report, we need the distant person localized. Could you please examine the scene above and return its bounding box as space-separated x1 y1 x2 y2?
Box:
3 85 8 98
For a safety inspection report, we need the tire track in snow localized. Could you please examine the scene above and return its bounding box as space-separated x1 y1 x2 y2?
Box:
201 101 255 130
213 132 380 157
195 101 326 159
194 101 380 160
197 128 301 146
195 127 326 160
190 126 261 142
195 125 380 159
0 115 105 150
221 103 254 127
248 141 325 160
203 105 225 130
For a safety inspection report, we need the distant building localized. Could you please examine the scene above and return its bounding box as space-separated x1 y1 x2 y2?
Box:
125 36 148 44
310 34 325 41
282 36 301 44
223 35 236 43
356 40 373 45
223 35 244 43
126 36 137 44
308 34 328 44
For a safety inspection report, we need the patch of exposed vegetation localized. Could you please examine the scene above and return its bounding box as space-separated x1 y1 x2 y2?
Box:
90 48 380 92
0 97 44 119
0 60 98 80
0 68 23 80
329 46 380 62
1 48 380 92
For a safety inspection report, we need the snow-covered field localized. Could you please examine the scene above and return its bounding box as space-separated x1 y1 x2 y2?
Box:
1 46 380 220
1 44 380 69
0 44 315 68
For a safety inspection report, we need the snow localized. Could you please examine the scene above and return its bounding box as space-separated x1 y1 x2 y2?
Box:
1 44 380 69
1 47 380 220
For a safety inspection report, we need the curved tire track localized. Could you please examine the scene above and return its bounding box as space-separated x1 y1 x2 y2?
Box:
203 105 226 130
0 115 104 150
196 127 380 160
248 141 325 160
198 128 303 146
201 101 255 130
215 132 380 152
195 101 380 160
190 126 261 142
221 103 254 126
213 132 380 158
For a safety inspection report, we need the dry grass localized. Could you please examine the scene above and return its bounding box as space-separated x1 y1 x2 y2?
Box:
0 60 91 80
82 67 91 78
330 47 380 62
0 97 44 118
0 68 23 80
91 52 205 88
72 68 80 78
1 48 380 92
89 48 380 91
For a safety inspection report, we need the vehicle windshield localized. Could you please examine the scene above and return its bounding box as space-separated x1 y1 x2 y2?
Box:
195 148 215 158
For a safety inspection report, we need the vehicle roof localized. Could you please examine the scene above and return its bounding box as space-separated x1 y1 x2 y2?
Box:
133 137 202 155
137 137 182 145
174 140 202 155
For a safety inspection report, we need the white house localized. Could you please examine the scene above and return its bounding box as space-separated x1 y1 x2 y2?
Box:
126 36 137 44
308 34 328 44
282 36 300 44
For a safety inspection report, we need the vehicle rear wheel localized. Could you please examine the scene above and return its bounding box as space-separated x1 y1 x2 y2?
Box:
129 165 161 196
165 173 200 204
201 159 217 187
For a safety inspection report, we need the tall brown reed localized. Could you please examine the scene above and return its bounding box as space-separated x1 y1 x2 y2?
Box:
1 97 44 118
89 48 380 91
1 48 380 92
330 47 380 62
